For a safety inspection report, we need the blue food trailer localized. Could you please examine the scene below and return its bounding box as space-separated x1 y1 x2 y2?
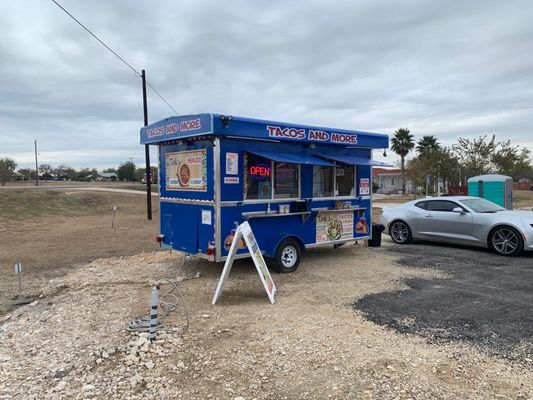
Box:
140 114 389 273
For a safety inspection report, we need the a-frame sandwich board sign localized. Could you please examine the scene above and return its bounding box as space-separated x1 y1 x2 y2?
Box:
212 221 276 305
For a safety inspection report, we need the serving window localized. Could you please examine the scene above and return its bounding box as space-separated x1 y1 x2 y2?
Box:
312 164 356 198
312 166 334 197
244 153 300 200
336 165 355 196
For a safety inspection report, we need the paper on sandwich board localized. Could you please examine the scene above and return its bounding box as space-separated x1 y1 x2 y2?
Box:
212 221 276 305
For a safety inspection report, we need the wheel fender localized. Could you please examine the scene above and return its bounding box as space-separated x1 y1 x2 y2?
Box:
388 219 410 235
273 234 305 256
487 224 526 245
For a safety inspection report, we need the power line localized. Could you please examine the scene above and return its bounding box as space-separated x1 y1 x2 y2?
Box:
145 81 179 116
50 0 178 115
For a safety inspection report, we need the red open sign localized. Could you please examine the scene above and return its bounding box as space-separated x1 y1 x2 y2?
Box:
249 165 271 177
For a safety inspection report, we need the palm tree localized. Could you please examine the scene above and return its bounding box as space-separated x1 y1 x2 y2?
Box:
416 135 441 157
391 128 415 194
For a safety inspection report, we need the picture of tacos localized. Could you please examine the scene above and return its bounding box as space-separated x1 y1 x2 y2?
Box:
178 163 191 187
327 219 343 241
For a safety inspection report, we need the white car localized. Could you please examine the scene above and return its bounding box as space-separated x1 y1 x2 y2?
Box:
380 196 533 256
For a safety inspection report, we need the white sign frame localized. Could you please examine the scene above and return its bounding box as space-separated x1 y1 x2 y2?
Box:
212 221 276 305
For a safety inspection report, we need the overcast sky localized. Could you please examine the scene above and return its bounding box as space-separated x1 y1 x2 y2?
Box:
2 0 532 170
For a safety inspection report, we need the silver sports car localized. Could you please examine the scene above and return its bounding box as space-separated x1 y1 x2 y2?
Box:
380 196 533 256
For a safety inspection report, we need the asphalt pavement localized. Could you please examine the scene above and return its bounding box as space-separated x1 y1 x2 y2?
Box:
355 240 533 361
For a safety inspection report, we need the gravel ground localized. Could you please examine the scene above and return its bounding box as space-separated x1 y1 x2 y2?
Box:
1 244 532 399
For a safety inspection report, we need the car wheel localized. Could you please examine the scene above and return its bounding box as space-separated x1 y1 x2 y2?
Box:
273 238 301 273
390 220 413 244
489 226 523 256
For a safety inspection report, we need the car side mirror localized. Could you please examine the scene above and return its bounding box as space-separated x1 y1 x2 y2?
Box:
453 207 465 214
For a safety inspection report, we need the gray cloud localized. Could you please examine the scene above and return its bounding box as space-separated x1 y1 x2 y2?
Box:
1 0 532 169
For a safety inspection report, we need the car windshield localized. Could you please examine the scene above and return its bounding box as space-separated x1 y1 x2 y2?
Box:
460 198 505 213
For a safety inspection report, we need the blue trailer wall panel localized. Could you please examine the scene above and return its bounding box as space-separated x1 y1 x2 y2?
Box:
220 204 317 258
160 202 215 254
160 202 199 253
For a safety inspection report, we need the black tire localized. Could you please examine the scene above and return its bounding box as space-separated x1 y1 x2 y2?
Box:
273 238 302 273
389 220 413 244
488 226 523 256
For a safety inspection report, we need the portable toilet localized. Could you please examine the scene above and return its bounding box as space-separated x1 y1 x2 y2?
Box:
467 174 513 209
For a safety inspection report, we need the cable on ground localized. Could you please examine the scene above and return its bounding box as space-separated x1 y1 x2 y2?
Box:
126 254 191 334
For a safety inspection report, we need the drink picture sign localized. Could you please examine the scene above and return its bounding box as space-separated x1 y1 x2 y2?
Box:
166 149 207 191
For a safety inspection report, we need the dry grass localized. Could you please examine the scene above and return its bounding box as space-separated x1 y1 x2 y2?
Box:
0 190 159 313
373 195 418 203
372 207 383 223
514 190 533 209
0 190 113 220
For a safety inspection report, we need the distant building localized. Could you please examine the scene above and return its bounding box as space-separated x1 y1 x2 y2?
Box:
373 167 414 194
86 172 118 182
11 171 24 181
100 172 118 181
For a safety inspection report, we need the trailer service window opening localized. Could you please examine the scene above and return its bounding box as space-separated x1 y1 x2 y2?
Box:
244 153 299 200
312 165 356 198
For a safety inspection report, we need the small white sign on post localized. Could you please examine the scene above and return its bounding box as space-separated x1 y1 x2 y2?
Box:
212 221 276 305
13 262 32 305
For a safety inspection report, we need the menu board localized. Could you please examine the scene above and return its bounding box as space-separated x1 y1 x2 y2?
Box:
316 211 354 243
165 149 207 191
225 152 238 175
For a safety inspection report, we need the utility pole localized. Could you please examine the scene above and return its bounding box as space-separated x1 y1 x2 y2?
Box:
34 140 39 186
142 70 152 220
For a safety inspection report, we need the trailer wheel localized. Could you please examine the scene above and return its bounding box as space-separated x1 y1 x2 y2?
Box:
273 238 301 273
